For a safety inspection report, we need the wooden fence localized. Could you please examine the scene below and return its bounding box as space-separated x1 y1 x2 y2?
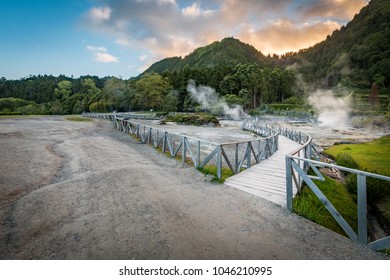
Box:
84 113 280 179
83 112 162 120
243 117 390 251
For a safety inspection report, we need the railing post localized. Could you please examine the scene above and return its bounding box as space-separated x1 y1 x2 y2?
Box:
357 174 368 245
265 138 269 159
286 156 293 211
217 145 222 179
196 140 200 168
235 143 239 173
275 134 279 151
246 142 251 168
182 136 187 163
162 132 167 153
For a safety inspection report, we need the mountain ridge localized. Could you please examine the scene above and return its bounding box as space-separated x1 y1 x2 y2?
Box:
144 37 271 74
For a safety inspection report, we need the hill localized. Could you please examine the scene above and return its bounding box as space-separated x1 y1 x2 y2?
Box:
145 37 271 74
287 0 390 88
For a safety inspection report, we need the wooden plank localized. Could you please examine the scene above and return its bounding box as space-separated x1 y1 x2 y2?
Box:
226 175 286 186
225 184 287 197
228 182 286 196
242 167 284 176
225 178 286 191
224 135 302 207
226 170 286 181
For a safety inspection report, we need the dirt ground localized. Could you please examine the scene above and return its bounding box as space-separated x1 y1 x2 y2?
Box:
0 116 387 260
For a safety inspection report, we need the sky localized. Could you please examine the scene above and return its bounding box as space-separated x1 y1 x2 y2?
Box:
0 0 369 80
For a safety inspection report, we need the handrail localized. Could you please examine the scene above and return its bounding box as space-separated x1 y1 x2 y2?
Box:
243 118 316 205
244 118 390 251
84 113 280 179
286 155 390 251
82 112 162 120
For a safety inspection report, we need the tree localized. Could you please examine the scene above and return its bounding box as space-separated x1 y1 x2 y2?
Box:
238 89 251 110
79 78 102 112
219 74 239 95
134 73 172 110
54 80 72 100
162 90 178 113
72 100 84 114
102 78 128 111
224 94 244 107
49 100 65 115
89 101 110 112
234 63 263 109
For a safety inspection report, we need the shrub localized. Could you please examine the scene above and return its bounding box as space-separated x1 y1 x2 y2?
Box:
335 153 359 171
344 171 390 204
165 113 219 126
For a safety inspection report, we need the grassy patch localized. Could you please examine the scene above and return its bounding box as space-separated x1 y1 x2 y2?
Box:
65 116 93 122
197 165 234 183
0 115 44 119
324 135 390 176
293 175 358 237
322 135 390 246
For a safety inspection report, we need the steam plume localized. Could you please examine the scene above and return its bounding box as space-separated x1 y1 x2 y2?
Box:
308 89 351 129
187 80 248 120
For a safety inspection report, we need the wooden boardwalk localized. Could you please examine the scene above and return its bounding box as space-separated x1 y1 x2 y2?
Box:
224 136 302 207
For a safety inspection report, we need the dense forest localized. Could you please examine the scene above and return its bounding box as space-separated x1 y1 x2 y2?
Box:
0 63 301 115
0 0 389 115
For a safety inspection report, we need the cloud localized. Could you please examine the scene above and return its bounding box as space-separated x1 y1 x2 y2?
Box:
86 45 107 52
86 45 119 63
80 0 368 65
84 6 111 23
239 19 341 55
182 3 214 17
301 0 368 20
139 54 148 61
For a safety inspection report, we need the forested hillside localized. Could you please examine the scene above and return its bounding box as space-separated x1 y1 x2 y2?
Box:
146 37 272 73
282 0 390 89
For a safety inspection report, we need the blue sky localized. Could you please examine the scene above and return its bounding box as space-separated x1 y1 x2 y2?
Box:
0 0 368 80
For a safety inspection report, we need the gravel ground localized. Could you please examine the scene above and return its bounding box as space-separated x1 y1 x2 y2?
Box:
0 116 387 260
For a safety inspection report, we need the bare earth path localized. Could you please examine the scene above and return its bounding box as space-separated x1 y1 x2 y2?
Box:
0 116 387 259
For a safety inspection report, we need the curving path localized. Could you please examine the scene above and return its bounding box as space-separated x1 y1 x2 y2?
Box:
224 136 302 207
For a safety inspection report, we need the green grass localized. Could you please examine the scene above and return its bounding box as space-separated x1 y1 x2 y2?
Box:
293 175 358 237
197 165 234 183
324 135 390 176
0 114 45 119
65 116 93 122
321 135 390 249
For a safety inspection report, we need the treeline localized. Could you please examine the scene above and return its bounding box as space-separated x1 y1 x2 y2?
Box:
0 75 110 115
0 63 300 115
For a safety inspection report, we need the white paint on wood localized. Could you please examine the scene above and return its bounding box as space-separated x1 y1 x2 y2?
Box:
225 136 302 207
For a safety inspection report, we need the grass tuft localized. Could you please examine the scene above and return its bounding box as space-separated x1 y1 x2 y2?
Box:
65 116 93 122
197 165 234 183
